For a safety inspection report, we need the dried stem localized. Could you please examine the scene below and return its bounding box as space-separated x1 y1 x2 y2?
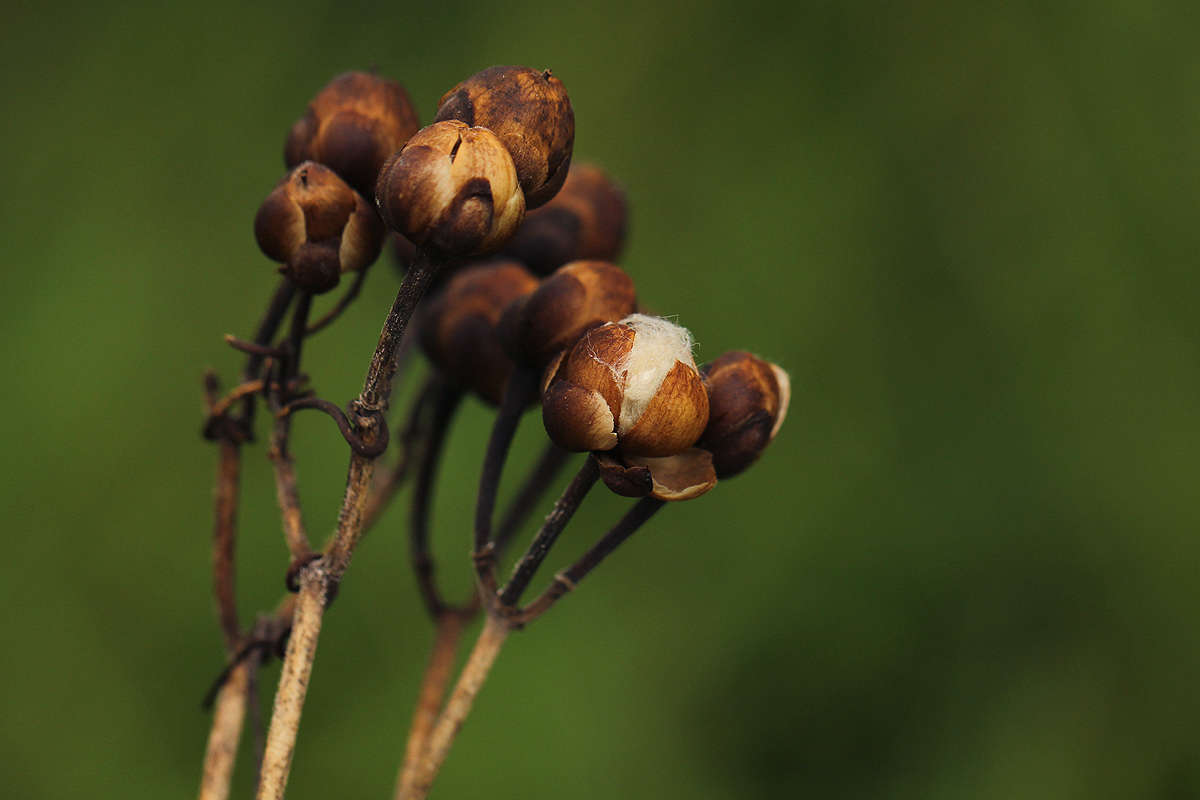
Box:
305 267 367 337
402 614 510 800
198 658 251 800
212 440 242 650
493 444 571 555
361 371 442 532
498 456 600 608
269 431 313 560
473 366 539 595
258 571 325 800
410 380 464 617
518 497 666 624
394 612 468 800
257 251 440 800
240 278 297 432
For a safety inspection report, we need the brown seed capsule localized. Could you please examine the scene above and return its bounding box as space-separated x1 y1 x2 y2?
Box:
254 161 384 293
434 66 574 209
699 351 790 478
542 314 709 457
376 121 525 257
418 260 539 404
500 260 636 367
285 71 420 200
500 163 627 275
595 449 717 502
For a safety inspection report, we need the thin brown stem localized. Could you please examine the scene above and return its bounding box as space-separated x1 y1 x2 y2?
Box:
305 267 367 336
269 431 313 560
258 570 325 800
198 658 251 800
394 612 468 800
239 278 297 433
257 251 441 800
498 456 600 609
517 497 666 625
361 372 442 532
473 366 539 596
410 380 464 617
212 440 241 650
402 614 510 800
493 444 571 556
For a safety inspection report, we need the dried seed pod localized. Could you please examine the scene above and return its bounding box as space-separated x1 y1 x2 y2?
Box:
699 351 790 478
418 260 539 404
542 314 709 457
500 163 627 275
254 161 384 293
500 260 636 367
434 66 574 209
285 71 420 200
376 121 525 257
595 449 716 502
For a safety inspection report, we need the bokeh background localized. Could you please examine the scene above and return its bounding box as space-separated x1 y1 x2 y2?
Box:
2 1 1197 797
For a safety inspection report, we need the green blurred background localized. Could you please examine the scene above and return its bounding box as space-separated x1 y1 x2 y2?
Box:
2 0 1197 797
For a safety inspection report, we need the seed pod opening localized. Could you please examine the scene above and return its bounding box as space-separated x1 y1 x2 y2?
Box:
418 260 539 404
254 161 384 293
500 163 627 274
500 260 636 367
434 66 574 209
699 351 790 478
285 71 420 200
542 314 709 457
376 121 525 257
595 449 717 502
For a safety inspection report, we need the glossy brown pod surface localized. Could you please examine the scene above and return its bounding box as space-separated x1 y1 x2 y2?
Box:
500 163 627 274
435 66 574 209
285 71 420 200
418 260 539 404
254 161 383 293
376 121 525 257
699 351 790 478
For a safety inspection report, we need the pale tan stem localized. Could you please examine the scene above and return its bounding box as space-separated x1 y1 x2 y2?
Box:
394 614 467 799
198 659 250 800
403 614 510 800
256 571 326 800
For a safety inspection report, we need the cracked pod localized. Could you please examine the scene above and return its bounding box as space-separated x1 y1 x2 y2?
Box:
435 66 574 209
254 161 384 293
285 71 420 200
376 121 525 258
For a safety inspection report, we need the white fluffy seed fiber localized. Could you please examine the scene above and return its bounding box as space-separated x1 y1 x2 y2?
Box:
614 313 697 432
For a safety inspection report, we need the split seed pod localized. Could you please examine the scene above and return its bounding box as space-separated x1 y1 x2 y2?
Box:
418 260 539 404
594 448 717 502
542 314 709 458
285 71 420 200
699 351 790 478
376 121 525 257
500 163 628 274
500 260 636 367
435 66 574 209
254 161 384 293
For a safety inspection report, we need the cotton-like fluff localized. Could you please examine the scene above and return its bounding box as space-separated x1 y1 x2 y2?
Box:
542 314 709 457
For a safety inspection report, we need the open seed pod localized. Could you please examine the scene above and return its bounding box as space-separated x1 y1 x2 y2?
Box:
434 66 574 209
376 121 525 258
254 161 384 293
285 71 420 200
500 163 627 275
542 314 709 457
595 448 716 502
499 260 636 367
418 260 539 404
699 351 790 478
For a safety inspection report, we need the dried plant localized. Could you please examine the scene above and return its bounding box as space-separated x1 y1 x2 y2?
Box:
197 65 789 800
